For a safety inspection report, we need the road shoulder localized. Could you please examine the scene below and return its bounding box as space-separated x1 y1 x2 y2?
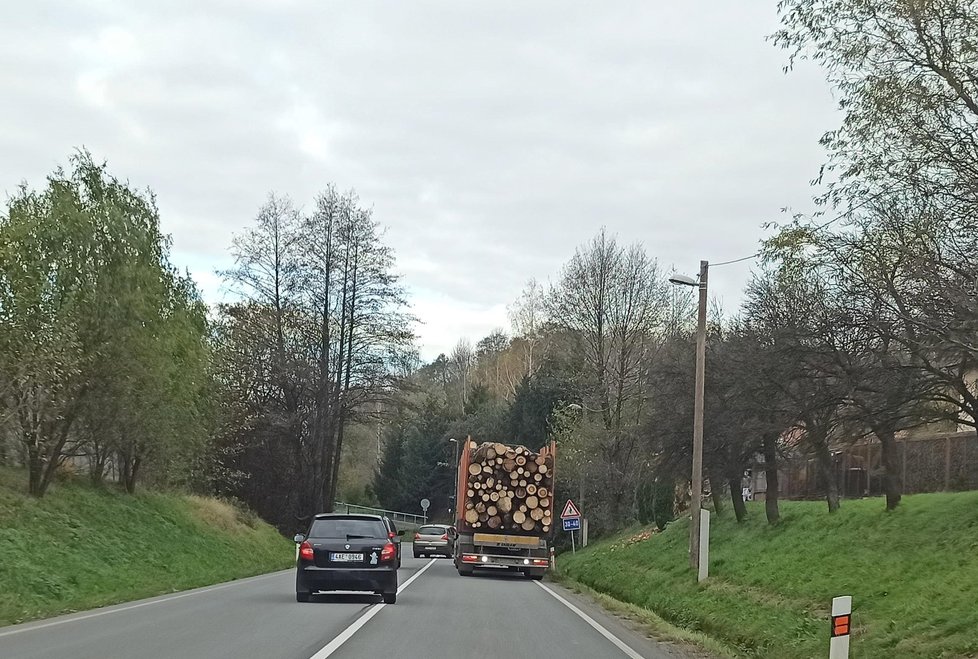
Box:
547 576 736 658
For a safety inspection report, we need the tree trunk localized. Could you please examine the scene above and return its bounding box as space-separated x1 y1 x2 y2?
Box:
709 476 724 515
762 433 781 525
874 424 902 511
813 435 840 513
27 442 43 497
728 477 747 522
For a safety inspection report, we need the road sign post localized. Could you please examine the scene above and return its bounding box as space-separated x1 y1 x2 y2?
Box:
829 596 852 658
420 498 430 524
561 500 582 554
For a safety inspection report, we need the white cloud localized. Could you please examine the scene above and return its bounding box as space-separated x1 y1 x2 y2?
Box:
0 1 839 364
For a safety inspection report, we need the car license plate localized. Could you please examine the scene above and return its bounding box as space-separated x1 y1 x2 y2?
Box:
330 552 363 562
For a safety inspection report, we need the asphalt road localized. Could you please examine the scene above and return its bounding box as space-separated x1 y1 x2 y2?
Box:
0 545 693 659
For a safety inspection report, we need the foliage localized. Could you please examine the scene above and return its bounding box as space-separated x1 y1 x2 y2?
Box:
0 152 212 496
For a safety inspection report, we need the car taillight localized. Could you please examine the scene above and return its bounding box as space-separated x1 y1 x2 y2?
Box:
388 532 396 539
414 533 421 541
381 542 396 562
299 541 314 561
440 534 448 540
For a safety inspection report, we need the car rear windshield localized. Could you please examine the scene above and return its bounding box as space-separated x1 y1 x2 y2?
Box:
418 526 446 535
309 518 387 539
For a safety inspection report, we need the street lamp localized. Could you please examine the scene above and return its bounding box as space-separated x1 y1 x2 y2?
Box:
669 260 708 570
448 438 459 516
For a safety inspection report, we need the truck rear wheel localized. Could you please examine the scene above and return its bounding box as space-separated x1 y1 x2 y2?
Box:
457 565 474 577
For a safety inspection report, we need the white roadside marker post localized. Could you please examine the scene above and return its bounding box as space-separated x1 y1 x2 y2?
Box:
829 596 852 659
697 509 710 582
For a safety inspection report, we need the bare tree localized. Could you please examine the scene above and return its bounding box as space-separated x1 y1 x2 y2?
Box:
451 339 475 411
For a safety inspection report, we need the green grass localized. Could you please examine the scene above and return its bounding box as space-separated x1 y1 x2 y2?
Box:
557 493 978 658
0 467 293 627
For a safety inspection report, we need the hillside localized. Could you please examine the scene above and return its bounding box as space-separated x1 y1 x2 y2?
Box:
557 493 978 658
0 468 292 627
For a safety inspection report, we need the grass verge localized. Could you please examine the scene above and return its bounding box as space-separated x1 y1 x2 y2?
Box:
557 493 978 658
0 467 293 627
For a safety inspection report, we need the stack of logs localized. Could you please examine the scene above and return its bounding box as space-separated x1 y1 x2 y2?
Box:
462 442 554 533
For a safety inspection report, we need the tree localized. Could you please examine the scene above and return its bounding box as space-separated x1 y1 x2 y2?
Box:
508 278 546 380
451 339 475 412
216 187 414 530
0 152 209 496
548 229 669 527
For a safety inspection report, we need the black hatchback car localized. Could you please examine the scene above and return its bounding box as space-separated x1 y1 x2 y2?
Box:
294 514 402 603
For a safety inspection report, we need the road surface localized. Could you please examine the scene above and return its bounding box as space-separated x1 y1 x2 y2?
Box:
0 546 695 659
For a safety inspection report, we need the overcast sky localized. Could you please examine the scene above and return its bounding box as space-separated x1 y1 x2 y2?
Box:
2 2 838 360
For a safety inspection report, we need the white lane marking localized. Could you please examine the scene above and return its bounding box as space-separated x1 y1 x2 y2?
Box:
0 571 285 639
308 558 437 659
534 582 644 659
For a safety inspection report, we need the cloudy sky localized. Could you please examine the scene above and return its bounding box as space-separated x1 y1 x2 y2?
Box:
2 2 838 360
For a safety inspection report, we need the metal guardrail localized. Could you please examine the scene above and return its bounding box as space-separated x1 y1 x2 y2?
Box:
333 502 427 526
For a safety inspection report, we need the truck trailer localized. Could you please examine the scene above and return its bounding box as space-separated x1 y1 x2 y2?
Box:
453 438 555 579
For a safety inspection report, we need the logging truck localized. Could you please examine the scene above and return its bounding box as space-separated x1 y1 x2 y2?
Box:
453 438 555 579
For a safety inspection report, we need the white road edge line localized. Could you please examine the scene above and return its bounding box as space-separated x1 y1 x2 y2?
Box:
0 571 285 639
534 581 644 659
308 558 438 659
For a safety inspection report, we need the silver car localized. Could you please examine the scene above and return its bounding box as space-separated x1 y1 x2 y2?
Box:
413 524 456 558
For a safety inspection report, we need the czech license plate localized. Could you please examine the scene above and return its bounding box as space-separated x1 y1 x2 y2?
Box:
330 552 363 562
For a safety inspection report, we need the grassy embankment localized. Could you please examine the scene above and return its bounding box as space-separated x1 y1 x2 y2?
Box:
557 493 978 658
0 467 293 627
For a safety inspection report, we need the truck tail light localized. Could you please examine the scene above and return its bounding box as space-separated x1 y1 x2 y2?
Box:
299 541 314 561
532 559 549 566
461 554 480 563
381 542 397 562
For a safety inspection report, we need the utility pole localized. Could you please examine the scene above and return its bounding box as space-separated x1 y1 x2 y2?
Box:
689 260 708 569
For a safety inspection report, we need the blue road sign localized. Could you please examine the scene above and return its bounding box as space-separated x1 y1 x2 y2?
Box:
562 517 581 531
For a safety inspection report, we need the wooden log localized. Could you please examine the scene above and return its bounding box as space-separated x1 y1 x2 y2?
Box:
465 501 475 510
490 492 499 502
526 495 539 509
535 455 546 466
526 484 537 496
475 502 487 513
502 458 517 472
494 443 507 455
483 465 493 474
481 493 491 502
468 463 482 476
499 497 513 513
479 512 489 523
538 464 549 475
496 457 503 465
516 487 527 498
540 498 550 509
521 519 536 531
542 525 550 533
515 455 527 466
486 477 495 488
465 509 479 524
487 516 502 529
486 447 497 460
513 510 527 525
487 505 498 516
526 461 538 474
467 489 475 498
519 504 528 513
519 479 527 487
533 473 543 482
505 450 517 460
537 487 548 498
530 507 544 521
